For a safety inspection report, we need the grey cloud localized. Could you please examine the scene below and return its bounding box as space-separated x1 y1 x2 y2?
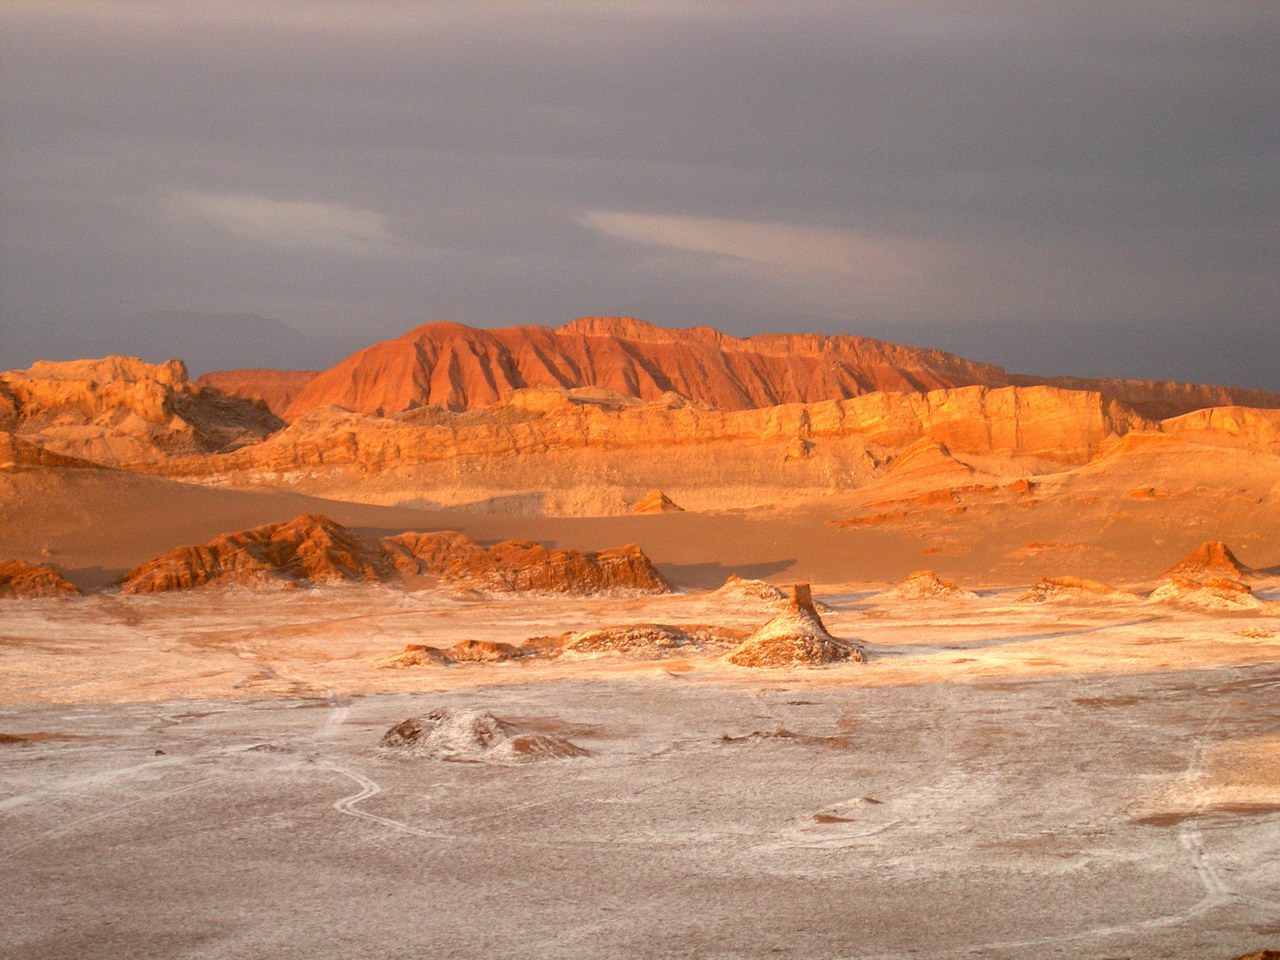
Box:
1 1 1276 387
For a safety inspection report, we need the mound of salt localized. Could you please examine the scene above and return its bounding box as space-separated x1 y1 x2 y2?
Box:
725 584 864 667
1148 576 1263 611
887 570 977 601
380 708 590 763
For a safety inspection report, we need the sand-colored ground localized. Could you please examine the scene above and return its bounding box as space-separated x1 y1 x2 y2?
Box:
1 583 1278 959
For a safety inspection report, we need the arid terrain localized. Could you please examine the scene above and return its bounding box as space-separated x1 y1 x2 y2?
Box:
3 318 1279 959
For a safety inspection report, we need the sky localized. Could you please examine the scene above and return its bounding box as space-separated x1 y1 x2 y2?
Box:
1 1 1277 386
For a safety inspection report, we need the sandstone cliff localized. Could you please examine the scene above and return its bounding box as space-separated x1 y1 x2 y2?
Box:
143 384 1160 514
0 357 282 466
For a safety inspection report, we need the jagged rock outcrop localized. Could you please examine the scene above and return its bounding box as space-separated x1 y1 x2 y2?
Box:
1018 577 1133 603
386 530 670 595
1162 541 1255 581
725 584 864 667
0 560 81 599
379 644 455 668
888 570 978 601
630 489 684 514
0 356 282 466
118 515 669 595
202 317 1277 422
557 623 742 657
1148 576 1264 611
380 709 590 763
196 368 319 418
715 575 788 604
447 640 525 662
120 514 390 593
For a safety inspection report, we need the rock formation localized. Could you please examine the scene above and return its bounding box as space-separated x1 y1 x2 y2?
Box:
630 489 684 514
380 708 590 763
1162 541 1256 581
118 515 669 595
121 514 390 593
0 559 81 599
1017 576 1133 603
200 317 1278 422
379 644 455 668
557 623 742 657
387 531 670 595
888 570 978 601
1148 576 1264 611
0 356 282 466
145 383 1164 514
725 584 864 667
715 575 788 605
447 640 525 662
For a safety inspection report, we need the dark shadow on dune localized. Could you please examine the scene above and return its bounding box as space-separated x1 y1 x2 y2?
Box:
392 493 548 515
658 559 795 589
64 565 127 590
875 616 1167 658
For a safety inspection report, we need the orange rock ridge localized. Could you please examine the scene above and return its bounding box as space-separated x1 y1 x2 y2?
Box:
119 514 670 596
191 317 1280 422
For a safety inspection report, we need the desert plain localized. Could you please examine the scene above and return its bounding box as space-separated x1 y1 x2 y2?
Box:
2 320 1279 959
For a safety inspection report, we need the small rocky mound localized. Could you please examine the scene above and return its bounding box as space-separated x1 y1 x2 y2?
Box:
447 639 524 662
1163 540 1255 580
716 574 787 604
714 575 833 611
387 530 670 595
558 623 743 658
379 708 590 763
379 644 454 668
1148 576 1264 611
725 584 864 667
1018 576 1132 603
888 570 977 601
121 514 391 593
0 560 81 599
630 489 685 514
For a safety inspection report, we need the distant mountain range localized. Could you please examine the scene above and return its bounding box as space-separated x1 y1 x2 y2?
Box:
198 316 1280 422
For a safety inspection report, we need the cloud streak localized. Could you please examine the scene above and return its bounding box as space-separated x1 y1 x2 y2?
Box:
166 192 398 255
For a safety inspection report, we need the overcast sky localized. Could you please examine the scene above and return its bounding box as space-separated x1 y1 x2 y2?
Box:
1 1 1277 386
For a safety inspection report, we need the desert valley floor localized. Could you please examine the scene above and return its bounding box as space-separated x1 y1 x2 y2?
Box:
3 580 1279 959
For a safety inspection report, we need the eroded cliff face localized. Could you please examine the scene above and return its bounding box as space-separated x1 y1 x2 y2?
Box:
198 317 1278 422
119 514 670 595
141 384 1154 514
280 317 1018 419
0 356 283 466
